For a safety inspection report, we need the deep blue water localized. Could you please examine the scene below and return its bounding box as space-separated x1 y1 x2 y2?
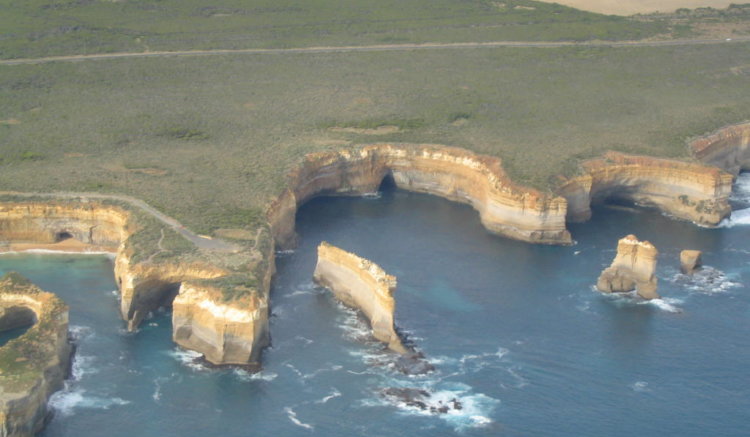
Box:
1 175 750 436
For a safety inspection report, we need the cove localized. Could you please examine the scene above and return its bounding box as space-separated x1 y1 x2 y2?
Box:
2 180 750 436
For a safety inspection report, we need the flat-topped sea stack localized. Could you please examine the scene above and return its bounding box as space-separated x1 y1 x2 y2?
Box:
680 250 703 275
313 242 407 354
597 235 660 300
268 144 572 248
0 272 72 437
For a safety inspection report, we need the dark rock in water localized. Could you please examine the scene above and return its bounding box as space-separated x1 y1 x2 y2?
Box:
380 388 463 415
394 352 435 375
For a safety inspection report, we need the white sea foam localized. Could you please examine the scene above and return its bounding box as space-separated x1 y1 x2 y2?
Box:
315 388 342 404
720 173 750 226
288 288 315 298
645 297 683 313
631 381 650 392
167 348 205 371
49 389 130 417
68 325 94 341
506 367 529 389
232 369 278 382
71 354 98 381
379 383 499 432
275 249 296 256
596 287 683 313
362 191 382 199
284 407 314 430
152 379 162 401
671 267 741 295
719 207 750 227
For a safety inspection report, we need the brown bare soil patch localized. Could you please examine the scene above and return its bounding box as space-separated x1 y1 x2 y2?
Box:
0 119 21 125
328 125 401 135
102 164 169 176
214 229 256 241
534 1 735 16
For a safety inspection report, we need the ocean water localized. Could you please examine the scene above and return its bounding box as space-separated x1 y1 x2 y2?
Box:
2 175 750 436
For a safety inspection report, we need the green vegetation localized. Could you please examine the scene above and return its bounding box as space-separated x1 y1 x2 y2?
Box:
3 41 749 225
0 0 676 59
0 2 749 304
0 273 66 391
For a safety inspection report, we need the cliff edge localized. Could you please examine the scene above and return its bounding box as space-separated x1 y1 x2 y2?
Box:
0 198 272 367
313 242 408 354
0 272 72 437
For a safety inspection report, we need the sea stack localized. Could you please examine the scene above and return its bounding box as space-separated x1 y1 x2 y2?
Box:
313 242 408 354
0 272 72 437
680 250 703 275
597 235 660 300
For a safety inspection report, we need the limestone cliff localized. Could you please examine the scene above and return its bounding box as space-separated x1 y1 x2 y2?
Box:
0 201 130 248
691 122 750 175
0 199 271 367
597 235 660 300
558 152 733 226
680 250 702 275
268 144 572 248
0 273 72 437
313 242 408 354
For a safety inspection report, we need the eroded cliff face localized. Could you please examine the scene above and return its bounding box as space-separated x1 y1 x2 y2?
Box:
558 152 733 226
0 273 72 437
313 242 408 354
680 250 703 275
691 122 750 175
0 202 130 248
268 144 572 248
597 235 659 300
0 200 271 367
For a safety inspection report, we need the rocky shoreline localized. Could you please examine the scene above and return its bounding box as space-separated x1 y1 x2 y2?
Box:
0 121 746 375
0 273 72 437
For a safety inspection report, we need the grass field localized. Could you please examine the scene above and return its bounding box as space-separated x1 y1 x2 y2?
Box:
0 0 683 59
2 42 750 234
1 2 750 237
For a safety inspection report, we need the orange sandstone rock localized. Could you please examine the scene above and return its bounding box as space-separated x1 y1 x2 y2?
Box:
313 242 407 354
597 234 660 300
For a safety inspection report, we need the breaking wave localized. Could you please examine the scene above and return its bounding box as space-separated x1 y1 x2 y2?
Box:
670 267 741 295
167 348 205 371
331 298 502 431
284 407 314 430
49 389 130 417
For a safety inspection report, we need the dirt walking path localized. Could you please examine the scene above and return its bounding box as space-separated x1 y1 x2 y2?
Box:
1 37 749 66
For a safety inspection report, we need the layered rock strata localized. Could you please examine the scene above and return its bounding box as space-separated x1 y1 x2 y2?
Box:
313 242 408 354
691 122 750 175
0 200 270 367
680 250 703 275
268 144 572 248
597 235 660 300
558 152 733 226
0 272 72 437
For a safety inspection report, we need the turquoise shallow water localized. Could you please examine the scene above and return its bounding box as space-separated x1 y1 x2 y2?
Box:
2 175 750 436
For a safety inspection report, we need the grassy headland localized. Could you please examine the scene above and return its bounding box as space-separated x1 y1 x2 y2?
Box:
0 3 750 237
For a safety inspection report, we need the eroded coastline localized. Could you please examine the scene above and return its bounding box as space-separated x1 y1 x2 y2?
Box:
0 121 747 377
